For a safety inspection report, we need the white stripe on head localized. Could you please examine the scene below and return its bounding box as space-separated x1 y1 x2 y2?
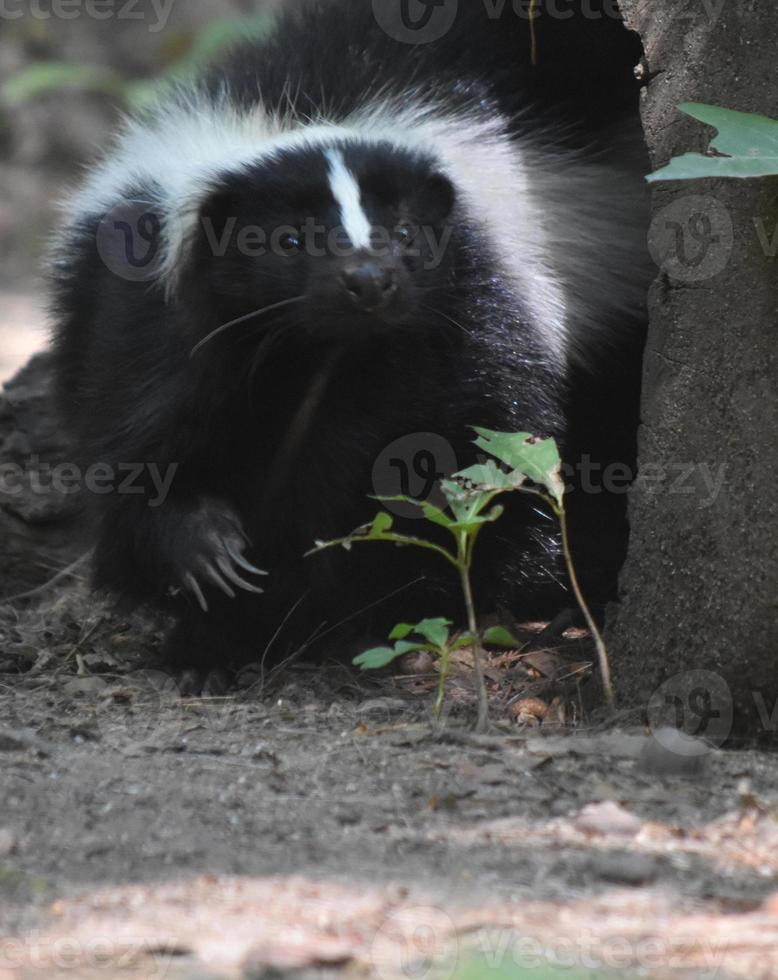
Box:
325 149 372 249
58 93 574 363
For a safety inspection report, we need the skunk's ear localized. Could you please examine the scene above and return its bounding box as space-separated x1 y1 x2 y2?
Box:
413 172 456 223
94 199 166 284
195 184 243 244
179 184 247 298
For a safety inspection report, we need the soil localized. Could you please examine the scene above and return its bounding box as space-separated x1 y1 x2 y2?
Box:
2 589 778 980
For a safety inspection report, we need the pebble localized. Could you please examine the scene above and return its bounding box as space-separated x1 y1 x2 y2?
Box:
62 676 109 698
0 828 16 856
575 801 642 838
0 728 47 754
588 850 659 886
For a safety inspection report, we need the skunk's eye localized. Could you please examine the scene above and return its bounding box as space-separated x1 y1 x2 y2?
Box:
279 229 303 254
394 222 416 246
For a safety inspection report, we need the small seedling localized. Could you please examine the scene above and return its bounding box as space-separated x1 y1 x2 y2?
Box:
308 428 611 730
355 618 521 721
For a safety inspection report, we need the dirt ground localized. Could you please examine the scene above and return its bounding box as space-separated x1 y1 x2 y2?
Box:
1 589 778 980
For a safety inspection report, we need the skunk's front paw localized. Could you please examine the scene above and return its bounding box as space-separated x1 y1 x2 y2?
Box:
168 499 267 612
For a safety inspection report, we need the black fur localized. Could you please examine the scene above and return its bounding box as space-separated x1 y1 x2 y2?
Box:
51 0 649 669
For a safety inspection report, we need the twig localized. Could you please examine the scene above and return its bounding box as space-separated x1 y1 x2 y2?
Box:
0 552 92 605
556 503 614 707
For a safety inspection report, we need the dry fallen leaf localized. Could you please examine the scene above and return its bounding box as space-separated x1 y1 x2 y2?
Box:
511 697 549 724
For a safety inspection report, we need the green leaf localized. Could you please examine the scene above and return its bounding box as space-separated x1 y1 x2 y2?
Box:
370 511 394 535
0 13 277 110
174 13 274 74
141 14 276 95
306 511 394 555
357 619 456 669
455 459 526 492
440 481 498 524
124 79 166 111
471 429 565 506
648 152 778 181
1 63 125 104
448 503 505 535
452 951 631 979
417 500 457 529
648 103 778 182
353 639 428 670
483 626 521 648
353 647 406 670
389 623 416 641
451 633 479 651
410 618 452 649
372 494 457 529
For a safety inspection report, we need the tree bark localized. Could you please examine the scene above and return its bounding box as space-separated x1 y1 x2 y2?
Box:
608 0 778 737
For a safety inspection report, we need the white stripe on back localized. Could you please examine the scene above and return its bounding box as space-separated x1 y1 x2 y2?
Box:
326 150 372 249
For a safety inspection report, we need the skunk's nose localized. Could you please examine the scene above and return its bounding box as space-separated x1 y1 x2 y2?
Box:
341 260 398 312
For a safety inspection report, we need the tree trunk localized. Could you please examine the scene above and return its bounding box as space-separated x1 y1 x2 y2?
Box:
608 0 778 738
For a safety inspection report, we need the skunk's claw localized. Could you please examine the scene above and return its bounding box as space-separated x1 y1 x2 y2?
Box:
216 556 266 595
184 572 209 613
203 564 237 600
170 498 267 610
225 539 269 578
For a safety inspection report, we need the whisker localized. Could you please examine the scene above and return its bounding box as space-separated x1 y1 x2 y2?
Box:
421 303 472 336
259 591 310 678
190 295 305 357
227 311 294 350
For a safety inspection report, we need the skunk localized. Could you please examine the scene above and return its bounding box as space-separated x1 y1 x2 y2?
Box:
50 0 650 669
